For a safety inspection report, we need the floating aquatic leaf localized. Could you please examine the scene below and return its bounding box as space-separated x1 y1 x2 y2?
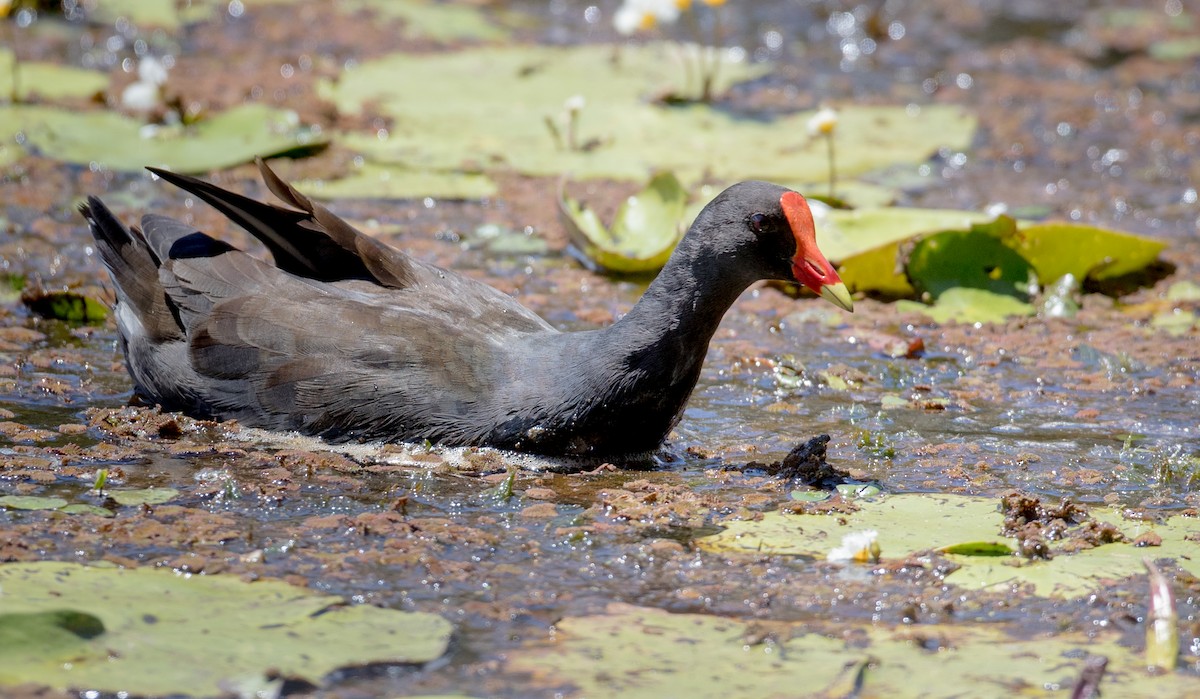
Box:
0 495 68 511
506 602 1199 698
1165 281 1200 302
699 493 1200 598
321 44 975 184
939 541 1013 556
10 103 324 173
0 610 105 666
1150 37 1200 60
57 504 115 518
897 288 1034 324
297 161 497 200
0 51 108 102
108 487 179 506
22 291 108 323
905 218 1033 300
1006 221 1167 283
0 561 453 696
816 207 990 264
343 0 511 41
560 172 687 273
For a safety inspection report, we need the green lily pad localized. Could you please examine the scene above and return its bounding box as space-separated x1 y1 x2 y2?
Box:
698 493 1200 597
321 44 975 184
108 487 179 506
897 287 1034 324
1165 280 1200 302
817 207 990 263
57 504 115 517
22 291 108 323
0 495 69 511
297 161 497 200
0 561 453 696
85 0 305 29
506 603 1198 698
560 172 687 273
0 50 108 102
6 103 324 173
906 218 1033 300
1005 221 1167 283
342 0 510 41
0 610 105 665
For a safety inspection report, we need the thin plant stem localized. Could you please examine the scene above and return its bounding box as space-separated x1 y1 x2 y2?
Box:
702 6 723 103
825 134 837 198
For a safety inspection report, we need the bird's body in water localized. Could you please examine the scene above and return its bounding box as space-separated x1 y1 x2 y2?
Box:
81 159 852 456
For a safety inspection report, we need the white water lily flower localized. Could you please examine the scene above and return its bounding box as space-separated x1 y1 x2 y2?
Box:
807 106 839 136
827 529 880 563
613 0 683 35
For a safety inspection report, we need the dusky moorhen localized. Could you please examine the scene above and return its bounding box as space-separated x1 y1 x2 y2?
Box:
81 159 852 456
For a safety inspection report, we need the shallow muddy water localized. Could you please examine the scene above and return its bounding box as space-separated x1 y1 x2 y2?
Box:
1 1 1199 697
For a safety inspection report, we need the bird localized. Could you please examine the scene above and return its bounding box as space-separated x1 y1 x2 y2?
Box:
81 158 853 457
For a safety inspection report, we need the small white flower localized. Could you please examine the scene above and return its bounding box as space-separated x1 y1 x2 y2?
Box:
137 56 169 86
827 529 880 563
121 80 161 113
613 0 682 35
564 94 586 113
807 106 839 137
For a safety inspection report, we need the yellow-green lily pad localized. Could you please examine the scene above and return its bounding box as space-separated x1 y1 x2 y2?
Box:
0 495 69 511
0 50 108 102
698 493 1200 597
0 561 453 696
1005 221 1168 283
298 161 497 200
506 603 1199 698
559 172 687 273
8 103 324 173
817 206 990 263
897 287 1034 324
108 487 179 507
342 0 511 41
320 44 975 184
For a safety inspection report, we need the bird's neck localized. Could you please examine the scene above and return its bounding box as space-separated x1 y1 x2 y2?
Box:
604 235 755 387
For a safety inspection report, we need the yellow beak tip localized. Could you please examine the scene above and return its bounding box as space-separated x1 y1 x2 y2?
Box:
820 282 854 312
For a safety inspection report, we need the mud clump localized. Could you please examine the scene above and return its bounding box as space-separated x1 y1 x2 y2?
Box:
999 492 1129 559
731 434 856 488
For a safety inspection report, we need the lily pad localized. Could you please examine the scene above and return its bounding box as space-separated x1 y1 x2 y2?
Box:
108 487 179 506
321 44 975 184
897 288 1034 324
0 50 108 102
343 0 511 41
560 172 687 273
506 603 1199 698
8 103 324 173
0 561 453 696
22 291 108 323
0 495 68 511
298 161 497 200
698 493 1200 597
1005 221 1168 283
816 206 991 263
905 219 1034 300
0 610 106 663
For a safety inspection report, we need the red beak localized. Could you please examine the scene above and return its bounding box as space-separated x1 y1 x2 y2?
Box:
781 191 853 312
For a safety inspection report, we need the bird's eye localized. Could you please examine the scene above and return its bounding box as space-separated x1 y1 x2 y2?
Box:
748 213 767 234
